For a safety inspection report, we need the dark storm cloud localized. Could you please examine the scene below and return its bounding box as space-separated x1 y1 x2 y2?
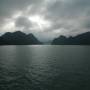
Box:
0 0 90 41
0 0 42 18
47 0 90 18
15 16 32 29
44 0 90 35
0 0 43 33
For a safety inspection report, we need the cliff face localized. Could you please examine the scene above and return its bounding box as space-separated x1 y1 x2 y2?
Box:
52 32 90 45
0 31 42 45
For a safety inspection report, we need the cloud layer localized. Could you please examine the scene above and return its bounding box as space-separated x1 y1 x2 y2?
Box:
0 0 90 42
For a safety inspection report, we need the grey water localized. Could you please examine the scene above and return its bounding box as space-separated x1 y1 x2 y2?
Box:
0 45 90 90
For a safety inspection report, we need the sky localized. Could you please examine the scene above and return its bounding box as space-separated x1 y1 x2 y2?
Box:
0 0 90 42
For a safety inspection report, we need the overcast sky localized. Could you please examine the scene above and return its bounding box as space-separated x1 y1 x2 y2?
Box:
0 0 90 42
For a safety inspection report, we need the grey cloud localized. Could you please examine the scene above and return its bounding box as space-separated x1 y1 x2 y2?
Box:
43 0 90 36
0 0 90 41
46 0 90 19
15 16 32 28
82 18 90 29
0 0 43 33
0 0 42 18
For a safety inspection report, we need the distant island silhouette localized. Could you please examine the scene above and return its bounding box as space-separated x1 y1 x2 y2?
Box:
0 31 90 45
0 31 42 45
52 32 90 45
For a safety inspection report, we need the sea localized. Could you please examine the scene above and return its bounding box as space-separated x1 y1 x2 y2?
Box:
0 45 90 90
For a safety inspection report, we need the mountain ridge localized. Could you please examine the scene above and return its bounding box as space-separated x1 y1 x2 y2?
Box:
52 32 90 45
0 31 90 45
0 31 42 45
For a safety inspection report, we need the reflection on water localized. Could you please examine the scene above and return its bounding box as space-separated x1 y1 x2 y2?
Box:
0 45 90 90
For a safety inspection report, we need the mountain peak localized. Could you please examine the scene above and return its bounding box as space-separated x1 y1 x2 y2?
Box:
52 32 90 45
0 31 42 45
13 31 26 36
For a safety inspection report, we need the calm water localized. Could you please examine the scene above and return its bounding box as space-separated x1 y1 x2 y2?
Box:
0 45 90 90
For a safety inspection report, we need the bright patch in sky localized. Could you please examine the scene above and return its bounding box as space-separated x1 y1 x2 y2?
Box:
2 22 15 32
28 15 51 31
